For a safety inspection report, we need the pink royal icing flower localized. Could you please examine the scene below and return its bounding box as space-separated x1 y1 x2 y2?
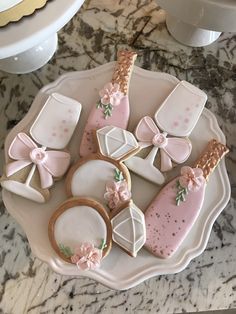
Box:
99 82 124 107
179 166 205 191
104 180 131 210
71 242 102 271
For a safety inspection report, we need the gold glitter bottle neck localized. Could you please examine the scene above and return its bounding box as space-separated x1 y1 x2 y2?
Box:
112 50 137 95
194 139 229 180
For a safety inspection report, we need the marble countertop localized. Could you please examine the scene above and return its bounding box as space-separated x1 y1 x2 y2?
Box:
0 1 235 313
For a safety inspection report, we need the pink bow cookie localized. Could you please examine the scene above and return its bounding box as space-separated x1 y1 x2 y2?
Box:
135 116 192 172
6 132 70 189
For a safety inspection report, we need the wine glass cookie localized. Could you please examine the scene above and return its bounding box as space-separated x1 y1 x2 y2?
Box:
125 80 207 185
79 50 137 157
1 93 82 203
144 139 229 259
66 125 140 212
48 197 112 270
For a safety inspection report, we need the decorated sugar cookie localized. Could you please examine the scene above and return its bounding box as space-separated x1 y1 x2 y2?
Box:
145 139 229 259
48 197 112 270
110 200 146 257
125 80 207 185
1 93 82 203
66 125 140 212
79 50 137 157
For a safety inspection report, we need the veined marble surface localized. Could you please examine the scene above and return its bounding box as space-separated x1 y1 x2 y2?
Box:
0 1 236 313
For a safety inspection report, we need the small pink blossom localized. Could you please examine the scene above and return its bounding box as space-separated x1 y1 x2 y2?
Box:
152 133 168 148
179 166 205 191
99 82 124 107
104 180 131 210
71 242 102 271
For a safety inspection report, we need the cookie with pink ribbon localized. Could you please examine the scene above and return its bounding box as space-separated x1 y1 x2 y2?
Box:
145 139 229 258
125 80 207 185
1 93 82 203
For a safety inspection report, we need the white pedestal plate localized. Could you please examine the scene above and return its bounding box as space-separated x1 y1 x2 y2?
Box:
157 0 236 47
0 0 85 74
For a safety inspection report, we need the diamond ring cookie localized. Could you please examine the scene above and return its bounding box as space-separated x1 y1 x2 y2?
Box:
1 93 82 203
66 125 140 212
144 139 229 259
125 80 207 185
48 197 112 270
110 200 146 258
79 50 137 157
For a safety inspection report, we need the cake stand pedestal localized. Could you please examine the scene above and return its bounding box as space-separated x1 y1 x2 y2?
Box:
0 0 85 74
166 14 221 47
0 33 57 74
157 0 236 47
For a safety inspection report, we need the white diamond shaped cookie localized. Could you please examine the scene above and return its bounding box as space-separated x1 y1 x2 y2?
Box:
96 126 139 161
111 201 146 257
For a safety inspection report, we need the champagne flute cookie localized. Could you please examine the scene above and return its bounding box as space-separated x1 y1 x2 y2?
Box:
79 50 137 157
1 93 82 203
125 80 207 185
48 197 112 270
144 139 229 259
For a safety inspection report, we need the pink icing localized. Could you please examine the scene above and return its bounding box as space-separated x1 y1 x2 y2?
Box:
71 242 102 271
104 180 131 210
179 166 205 191
145 176 206 258
99 82 124 107
135 116 192 172
80 95 129 157
6 133 71 189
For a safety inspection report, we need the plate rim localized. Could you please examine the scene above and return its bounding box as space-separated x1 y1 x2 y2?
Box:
2 62 231 290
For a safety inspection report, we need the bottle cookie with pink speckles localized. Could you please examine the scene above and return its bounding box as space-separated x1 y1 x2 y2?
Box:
144 139 229 258
1 93 82 203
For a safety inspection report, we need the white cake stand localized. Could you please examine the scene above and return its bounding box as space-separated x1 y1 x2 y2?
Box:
0 0 85 74
157 0 236 47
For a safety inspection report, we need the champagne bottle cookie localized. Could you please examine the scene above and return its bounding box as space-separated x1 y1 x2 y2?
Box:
1 93 82 203
79 50 137 157
144 139 229 258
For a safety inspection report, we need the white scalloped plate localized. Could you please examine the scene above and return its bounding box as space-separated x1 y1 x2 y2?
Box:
2 63 230 290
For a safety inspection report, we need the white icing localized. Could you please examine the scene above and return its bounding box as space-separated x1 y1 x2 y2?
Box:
70 160 117 205
125 153 165 185
155 80 207 137
30 93 82 149
0 0 23 12
97 126 139 160
111 202 146 257
1 180 45 203
54 205 107 250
